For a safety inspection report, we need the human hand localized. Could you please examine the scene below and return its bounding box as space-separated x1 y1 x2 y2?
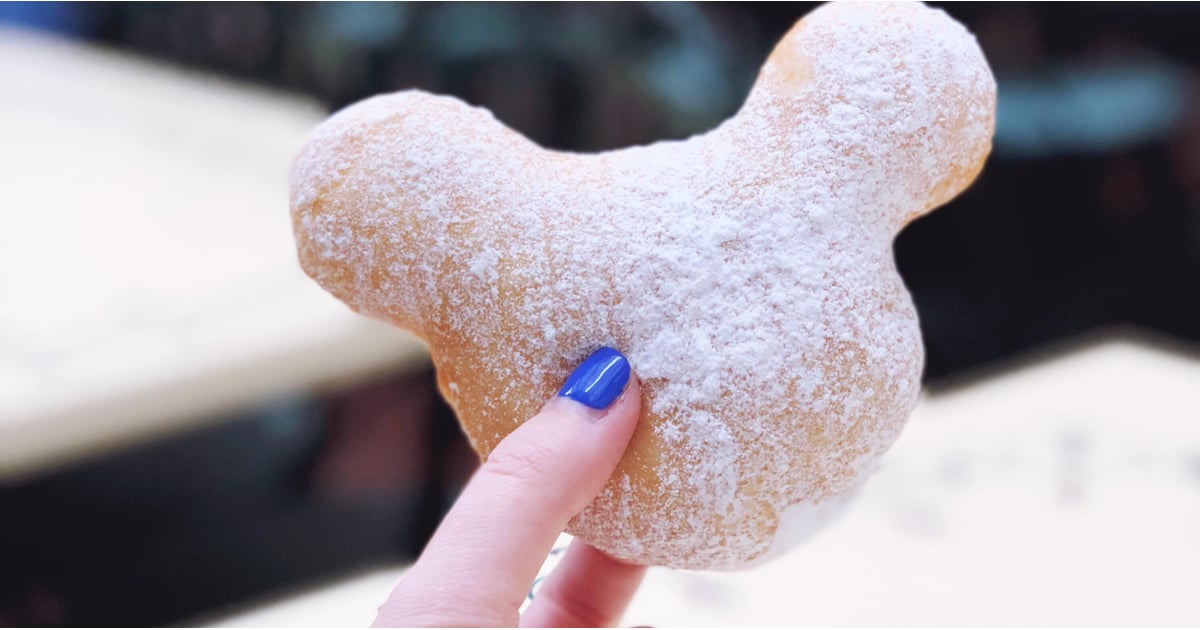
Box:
374 348 645 627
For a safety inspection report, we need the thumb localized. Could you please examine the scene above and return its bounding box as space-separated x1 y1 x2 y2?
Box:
374 347 641 627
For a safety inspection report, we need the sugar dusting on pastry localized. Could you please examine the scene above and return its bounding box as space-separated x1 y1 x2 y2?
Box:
290 1 995 569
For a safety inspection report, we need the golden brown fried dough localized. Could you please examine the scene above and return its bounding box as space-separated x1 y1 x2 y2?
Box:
290 1 995 569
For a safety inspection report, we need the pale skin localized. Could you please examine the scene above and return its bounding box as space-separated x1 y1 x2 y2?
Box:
373 375 645 627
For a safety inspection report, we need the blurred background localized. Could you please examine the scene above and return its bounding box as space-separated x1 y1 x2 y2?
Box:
1 2 1198 626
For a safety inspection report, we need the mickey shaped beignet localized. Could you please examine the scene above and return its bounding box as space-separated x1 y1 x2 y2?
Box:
291 1 995 570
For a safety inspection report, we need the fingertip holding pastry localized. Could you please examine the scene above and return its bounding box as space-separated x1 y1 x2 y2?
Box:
557 347 632 413
291 1 995 570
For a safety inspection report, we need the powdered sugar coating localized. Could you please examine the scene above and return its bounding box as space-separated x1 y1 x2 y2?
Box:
290 1 995 569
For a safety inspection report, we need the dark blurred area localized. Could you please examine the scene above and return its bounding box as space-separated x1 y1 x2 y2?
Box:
1 2 1198 625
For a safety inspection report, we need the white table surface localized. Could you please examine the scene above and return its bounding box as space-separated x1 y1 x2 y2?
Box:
0 28 429 481
210 332 1200 626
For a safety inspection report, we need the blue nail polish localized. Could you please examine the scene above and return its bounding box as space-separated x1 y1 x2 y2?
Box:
558 347 630 410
